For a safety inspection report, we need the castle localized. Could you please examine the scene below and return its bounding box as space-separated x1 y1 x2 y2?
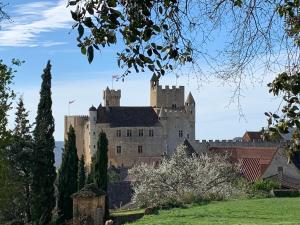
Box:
64 78 196 167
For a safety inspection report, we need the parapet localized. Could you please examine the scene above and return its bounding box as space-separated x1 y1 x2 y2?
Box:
194 139 280 147
158 85 185 91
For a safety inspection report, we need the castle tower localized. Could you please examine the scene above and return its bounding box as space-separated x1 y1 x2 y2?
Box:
103 87 121 107
89 105 97 157
185 92 195 140
150 77 184 109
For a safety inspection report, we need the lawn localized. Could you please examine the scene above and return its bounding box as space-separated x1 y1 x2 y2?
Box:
125 198 300 225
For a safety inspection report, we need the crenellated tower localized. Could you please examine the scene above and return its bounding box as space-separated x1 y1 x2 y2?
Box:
150 77 184 110
103 86 121 107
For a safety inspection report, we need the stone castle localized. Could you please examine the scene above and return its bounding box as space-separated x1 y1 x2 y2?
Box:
64 79 196 167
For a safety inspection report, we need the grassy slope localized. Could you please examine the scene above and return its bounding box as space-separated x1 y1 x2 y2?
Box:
126 198 300 225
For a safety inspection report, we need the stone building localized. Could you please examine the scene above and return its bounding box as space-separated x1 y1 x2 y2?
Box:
64 79 196 168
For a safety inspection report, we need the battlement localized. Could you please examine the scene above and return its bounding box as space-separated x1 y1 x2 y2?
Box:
158 85 184 91
65 115 88 119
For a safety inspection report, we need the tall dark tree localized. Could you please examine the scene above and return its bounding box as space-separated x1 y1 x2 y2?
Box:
6 96 33 223
94 131 109 218
31 60 56 225
57 125 79 223
0 59 20 220
78 154 86 190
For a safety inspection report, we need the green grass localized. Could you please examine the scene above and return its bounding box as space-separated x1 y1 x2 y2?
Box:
111 208 145 217
126 198 300 225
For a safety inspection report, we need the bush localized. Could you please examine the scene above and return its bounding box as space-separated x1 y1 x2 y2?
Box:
251 180 280 192
129 145 241 208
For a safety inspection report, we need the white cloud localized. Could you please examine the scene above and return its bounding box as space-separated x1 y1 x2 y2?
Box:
0 0 72 47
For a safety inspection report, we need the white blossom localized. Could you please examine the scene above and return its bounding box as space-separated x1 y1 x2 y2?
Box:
129 145 241 207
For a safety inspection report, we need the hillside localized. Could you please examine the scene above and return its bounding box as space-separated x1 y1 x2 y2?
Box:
55 141 64 168
125 198 300 225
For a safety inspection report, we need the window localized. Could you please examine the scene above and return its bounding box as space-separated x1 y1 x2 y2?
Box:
149 129 154 137
116 146 121 154
93 131 96 135
179 130 183 138
138 145 143 154
187 133 190 139
94 145 96 149
138 129 143 137
116 130 121 137
172 104 177 109
127 129 132 137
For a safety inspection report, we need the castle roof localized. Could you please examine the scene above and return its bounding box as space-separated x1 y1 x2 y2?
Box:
186 92 195 104
89 105 97 111
96 106 159 127
182 139 198 157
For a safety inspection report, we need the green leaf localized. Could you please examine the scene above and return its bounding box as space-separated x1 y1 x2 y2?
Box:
87 46 94 63
81 46 87 55
78 24 84 39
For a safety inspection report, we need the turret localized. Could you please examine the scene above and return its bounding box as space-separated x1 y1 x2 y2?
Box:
185 92 195 119
103 86 121 107
89 105 97 124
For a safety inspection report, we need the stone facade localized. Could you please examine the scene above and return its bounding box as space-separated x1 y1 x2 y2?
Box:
64 79 196 168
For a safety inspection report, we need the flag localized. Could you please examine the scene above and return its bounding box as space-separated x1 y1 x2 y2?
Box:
69 100 75 104
112 75 118 79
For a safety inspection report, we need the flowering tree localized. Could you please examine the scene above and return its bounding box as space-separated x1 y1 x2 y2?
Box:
129 145 241 207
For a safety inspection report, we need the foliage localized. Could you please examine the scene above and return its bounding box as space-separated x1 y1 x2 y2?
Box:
57 125 79 223
125 198 300 225
94 131 109 218
129 145 241 208
0 59 19 149
78 154 86 190
108 169 121 183
4 96 34 223
31 60 56 225
251 179 280 193
0 59 22 223
265 69 300 160
68 0 299 87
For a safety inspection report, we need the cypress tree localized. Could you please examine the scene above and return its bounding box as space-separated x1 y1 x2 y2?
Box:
78 154 86 190
31 60 56 225
57 125 78 223
94 131 109 218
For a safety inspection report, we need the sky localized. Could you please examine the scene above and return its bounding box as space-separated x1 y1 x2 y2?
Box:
1 0 282 141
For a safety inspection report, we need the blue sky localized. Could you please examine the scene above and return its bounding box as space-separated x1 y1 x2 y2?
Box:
1 0 281 141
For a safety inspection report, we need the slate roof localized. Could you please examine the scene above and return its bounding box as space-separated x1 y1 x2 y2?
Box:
182 139 198 157
96 106 159 127
265 174 300 189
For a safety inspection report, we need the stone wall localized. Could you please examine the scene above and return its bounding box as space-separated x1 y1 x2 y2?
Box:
108 181 133 209
64 115 89 159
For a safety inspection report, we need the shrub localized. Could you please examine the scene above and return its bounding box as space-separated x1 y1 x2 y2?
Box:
252 179 280 192
129 145 241 208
